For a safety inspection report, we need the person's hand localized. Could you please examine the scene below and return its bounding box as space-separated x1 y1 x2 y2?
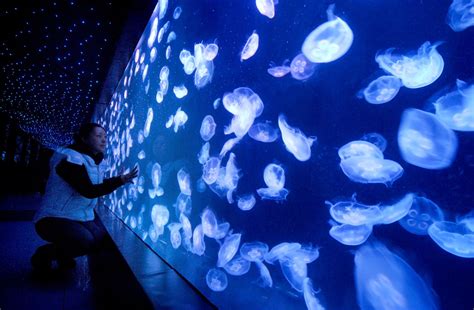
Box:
120 165 139 184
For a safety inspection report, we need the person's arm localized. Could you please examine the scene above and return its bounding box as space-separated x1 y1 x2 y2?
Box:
55 159 123 199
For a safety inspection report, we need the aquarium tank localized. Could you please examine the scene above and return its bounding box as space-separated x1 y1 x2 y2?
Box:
95 0 474 309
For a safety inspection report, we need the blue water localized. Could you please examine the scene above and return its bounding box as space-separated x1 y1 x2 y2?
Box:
98 0 474 308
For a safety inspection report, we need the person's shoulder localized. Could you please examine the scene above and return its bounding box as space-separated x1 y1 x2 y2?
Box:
59 148 85 166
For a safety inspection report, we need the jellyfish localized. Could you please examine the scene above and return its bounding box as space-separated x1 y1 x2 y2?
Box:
168 223 182 249
204 43 219 61
198 142 210 165
355 241 439 310
151 204 169 229
219 137 241 159
192 224 206 256
177 168 192 195
398 108 458 169
194 60 214 89
240 31 259 61
206 268 228 292
376 41 444 89
148 17 158 48
174 192 192 216
237 194 256 211
149 162 164 198
267 60 291 78
278 114 316 161
214 222 231 240
201 208 219 238
248 122 279 143
329 223 373 246
360 133 387 153
179 213 193 240
158 0 168 18
202 157 221 184
213 98 221 109
433 80 474 131
263 164 285 189
172 107 188 133
138 150 146 160
328 200 382 226
184 57 196 75
144 107 153 138
217 233 242 267
338 140 384 161
458 211 474 231
378 193 414 225
446 0 474 32
428 221 474 258
240 242 269 262
302 4 353 63
290 53 317 80
264 242 302 264
165 46 171 60
200 115 216 141
160 79 169 95
196 177 207 193
360 76 402 104
167 31 176 43
280 256 308 292
223 255 251 276
179 49 192 65
256 0 275 18
173 6 182 19
210 153 240 204
399 196 445 236
173 85 188 99
340 156 404 185
223 87 264 137
303 278 326 310
165 115 173 128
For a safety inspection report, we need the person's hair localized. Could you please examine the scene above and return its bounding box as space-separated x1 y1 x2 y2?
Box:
73 123 105 144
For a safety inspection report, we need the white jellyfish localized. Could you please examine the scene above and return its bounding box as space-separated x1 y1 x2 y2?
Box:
303 278 326 310
340 156 404 186
198 142 210 165
240 31 259 61
144 107 153 138
217 233 242 267
172 107 188 133
168 223 182 249
165 45 171 60
290 53 317 80
192 224 206 256
223 255 251 276
149 162 164 198
399 196 445 236
256 0 276 18
248 122 279 143
428 221 474 258
338 140 384 161
376 41 444 89
219 137 241 159
268 61 291 78
329 223 373 246
237 194 256 211
302 4 353 63
200 115 217 141
278 114 316 161
173 85 188 99
206 268 228 292
446 0 474 32
360 76 402 104
328 199 383 226
148 17 158 48
204 43 219 61
202 157 221 185
173 6 182 19
177 168 192 195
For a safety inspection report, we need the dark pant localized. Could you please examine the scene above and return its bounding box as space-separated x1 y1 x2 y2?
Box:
34 215 107 261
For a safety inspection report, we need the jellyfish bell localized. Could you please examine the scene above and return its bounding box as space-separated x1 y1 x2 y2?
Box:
290 53 317 80
302 4 353 63
338 140 384 161
256 0 276 18
264 242 302 264
206 268 228 292
240 31 259 61
446 0 474 32
200 115 217 141
399 196 445 236
360 75 402 105
360 133 387 153
328 199 383 226
428 221 474 258
223 255 251 276
340 156 404 186
217 233 242 267
278 114 316 161
240 242 269 262
248 122 279 143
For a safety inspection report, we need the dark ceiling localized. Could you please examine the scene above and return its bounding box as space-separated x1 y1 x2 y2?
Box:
0 0 153 147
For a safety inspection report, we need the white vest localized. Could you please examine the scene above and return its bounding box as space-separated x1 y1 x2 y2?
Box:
34 148 105 222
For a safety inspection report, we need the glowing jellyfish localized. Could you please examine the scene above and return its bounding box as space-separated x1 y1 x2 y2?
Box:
213 98 221 109
240 31 259 61
204 43 219 61
340 157 404 185
302 4 353 63
446 0 474 32
198 142 210 165
151 204 169 228
237 194 256 211
165 46 171 60
148 17 158 48
428 221 474 258
219 137 241 159
248 122 279 143
209 153 241 204
173 6 182 19
280 256 308 292
376 41 444 89
378 193 414 225
338 140 384 161
361 76 402 104
255 260 273 287
167 31 176 43
177 168 192 195
303 278 326 310
196 177 206 193
355 242 439 310
278 114 316 161
256 0 275 18
158 0 168 19
217 233 242 267
201 208 218 238
174 192 192 216
159 66 170 80
329 223 373 246
328 200 382 226
179 49 192 65
240 242 269 262
149 162 164 198
214 222 230 240
263 163 285 189
144 107 153 138
165 115 173 128
172 107 188 133
224 255 251 276
200 115 216 141
265 242 302 264
206 268 228 292
194 60 214 89
267 62 291 78
433 80 474 131
179 213 193 240
360 133 387 153
398 108 458 169
192 224 206 256
202 157 221 185
290 53 317 80
399 196 445 236
138 150 146 160
184 57 196 75
459 212 474 231
173 85 188 99
168 223 182 249
223 87 264 137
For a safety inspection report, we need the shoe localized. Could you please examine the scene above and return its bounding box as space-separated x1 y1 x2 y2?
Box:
57 257 77 270
31 249 53 271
